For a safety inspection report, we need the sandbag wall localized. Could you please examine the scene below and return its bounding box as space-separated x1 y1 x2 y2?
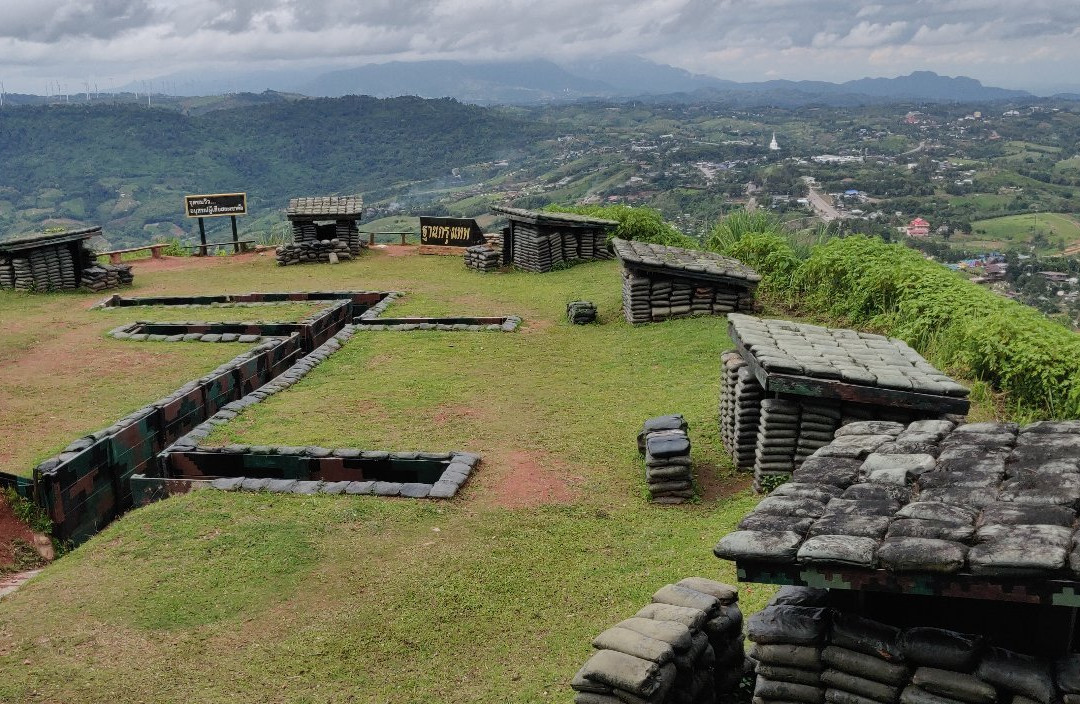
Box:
620 269 755 324
748 588 1080 704
507 222 612 273
719 349 944 493
0 241 130 292
638 415 695 504
276 239 354 265
465 244 501 272
33 337 302 543
572 578 745 704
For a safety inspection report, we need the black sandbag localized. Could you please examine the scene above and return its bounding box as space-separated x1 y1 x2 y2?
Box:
974 648 1054 704
756 496 830 518
1065 696 1080 704
748 606 832 646
917 486 1000 509
823 646 910 686
793 457 865 487
578 649 669 698
901 685 968 704
757 664 824 687
899 628 984 672
827 688 895 704
750 643 824 670
822 669 902 703
797 535 878 568
756 676 826 704
653 584 721 615
981 503 1076 527
1055 653 1080 694
820 499 900 517
574 691 622 704
740 513 817 535
919 470 1001 490
773 483 846 504
705 604 744 638
912 668 997 704
714 531 806 562
593 627 676 664
808 515 891 540
886 519 975 543
875 537 967 574
842 483 912 503
830 613 903 662
895 502 977 525
770 586 831 607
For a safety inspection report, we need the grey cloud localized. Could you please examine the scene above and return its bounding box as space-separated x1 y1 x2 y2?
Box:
0 0 159 41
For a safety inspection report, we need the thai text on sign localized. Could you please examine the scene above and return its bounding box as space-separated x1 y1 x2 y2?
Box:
419 217 484 247
184 193 248 218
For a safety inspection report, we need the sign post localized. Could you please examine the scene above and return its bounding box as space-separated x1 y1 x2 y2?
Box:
184 193 248 256
418 217 485 255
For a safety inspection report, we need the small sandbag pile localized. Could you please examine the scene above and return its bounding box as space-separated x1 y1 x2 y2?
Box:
275 239 352 266
80 263 133 291
748 595 831 704
572 578 745 704
638 415 694 504
464 244 501 272
567 301 597 325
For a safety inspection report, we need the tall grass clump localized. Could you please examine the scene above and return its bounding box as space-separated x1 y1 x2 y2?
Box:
705 211 804 297
790 236 1080 418
544 204 698 248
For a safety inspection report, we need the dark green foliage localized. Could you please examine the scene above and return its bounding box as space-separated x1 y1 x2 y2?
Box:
3 487 52 534
544 203 699 248
0 98 550 246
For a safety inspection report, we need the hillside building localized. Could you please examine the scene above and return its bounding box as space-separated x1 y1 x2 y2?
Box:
906 217 931 238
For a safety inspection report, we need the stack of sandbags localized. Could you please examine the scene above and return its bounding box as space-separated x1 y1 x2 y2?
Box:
795 403 843 465
11 257 32 290
0 256 15 289
822 614 908 704
1055 654 1080 704
483 232 503 251
275 239 352 266
748 601 831 704
639 415 694 504
754 398 801 491
898 628 990 704
572 578 745 704
567 301 597 325
464 244 501 272
80 263 133 291
719 351 741 460
732 367 764 470
623 268 652 325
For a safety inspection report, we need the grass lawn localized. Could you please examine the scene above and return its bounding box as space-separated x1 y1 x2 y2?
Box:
0 247 1005 702
963 212 1080 253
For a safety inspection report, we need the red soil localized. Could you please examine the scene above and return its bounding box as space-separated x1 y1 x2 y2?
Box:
0 495 37 571
481 449 584 509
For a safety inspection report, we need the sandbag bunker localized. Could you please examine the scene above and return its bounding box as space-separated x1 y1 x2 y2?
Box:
277 195 365 265
572 578 746 704
0 226 132 292
491 206 618 273
612 238 760 324
716 418 1080 704
720 314 970 492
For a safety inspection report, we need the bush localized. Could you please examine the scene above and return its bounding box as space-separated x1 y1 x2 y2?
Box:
543 204 698 248
787 236 1080 418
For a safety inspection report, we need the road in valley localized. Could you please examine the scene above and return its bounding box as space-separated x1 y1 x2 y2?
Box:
801 177 842 222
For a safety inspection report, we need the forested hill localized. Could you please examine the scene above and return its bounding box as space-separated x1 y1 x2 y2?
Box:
0 96 549 246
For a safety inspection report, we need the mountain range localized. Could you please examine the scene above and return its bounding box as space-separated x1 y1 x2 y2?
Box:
107 55 1049 107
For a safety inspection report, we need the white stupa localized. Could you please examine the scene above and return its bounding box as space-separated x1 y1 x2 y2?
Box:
769 132 780 151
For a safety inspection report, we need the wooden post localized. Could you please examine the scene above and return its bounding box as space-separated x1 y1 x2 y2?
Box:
198 217 207 256
401 232 407 246
368 231 375 246
230 215 239 253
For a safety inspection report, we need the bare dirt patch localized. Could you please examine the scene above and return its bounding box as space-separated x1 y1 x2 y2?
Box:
123 251 267 274
0 495 38 572
696 463 752 503
376 245 419 257
476 449 585 509
432 404 489 427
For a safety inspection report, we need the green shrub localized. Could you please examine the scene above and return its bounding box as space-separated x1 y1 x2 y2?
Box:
543 204 698 248
787 236 1080 418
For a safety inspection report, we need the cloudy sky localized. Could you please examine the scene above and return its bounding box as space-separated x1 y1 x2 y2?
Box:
2 0 1079 95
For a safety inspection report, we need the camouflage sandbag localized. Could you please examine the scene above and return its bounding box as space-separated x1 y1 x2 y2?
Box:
830 613 903 662
747 606 832 646
899 628 984 671
823 646 910 686
911 668 997 704
975 648 1054 704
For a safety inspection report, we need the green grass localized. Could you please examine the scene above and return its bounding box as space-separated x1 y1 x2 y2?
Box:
93 302 330 324
963 212 1080 252
0 248 1008 702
